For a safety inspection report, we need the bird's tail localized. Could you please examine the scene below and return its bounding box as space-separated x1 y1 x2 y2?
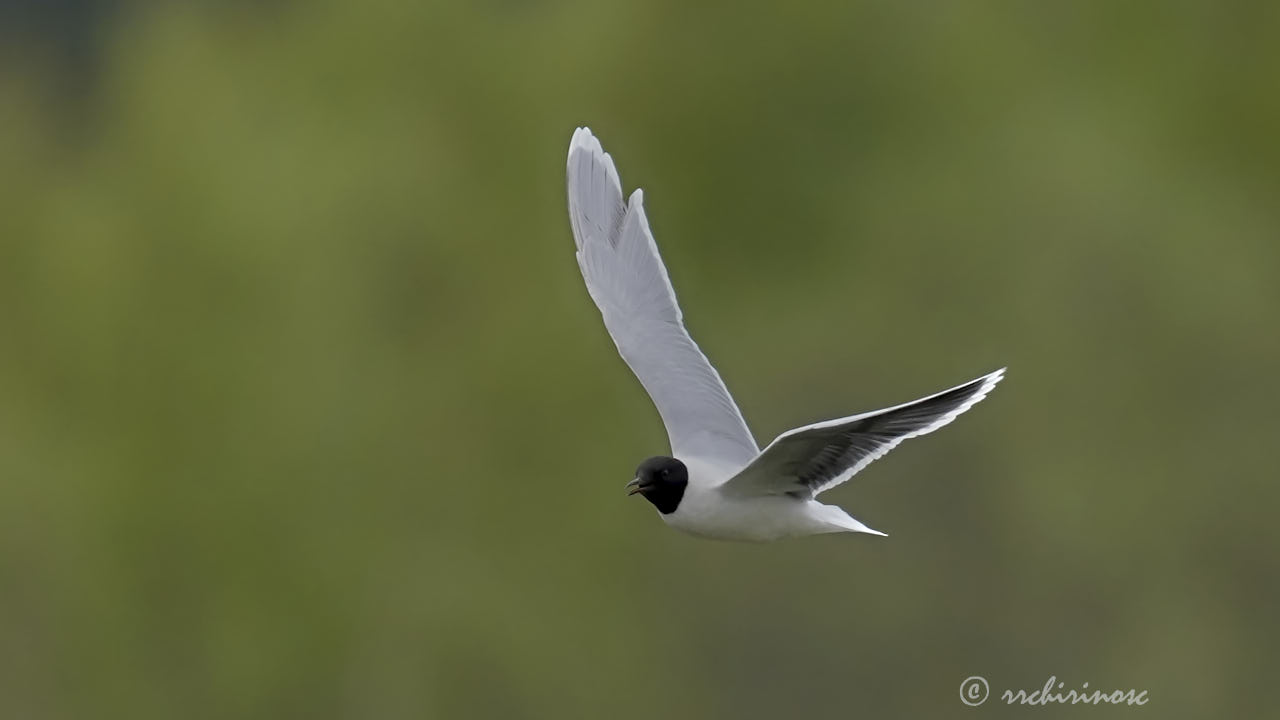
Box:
817 503 887 537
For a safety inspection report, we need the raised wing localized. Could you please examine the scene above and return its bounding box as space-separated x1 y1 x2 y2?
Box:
720 369 1004 498
567 127 759 470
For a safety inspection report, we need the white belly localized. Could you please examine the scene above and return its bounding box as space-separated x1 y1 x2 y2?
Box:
664 492 826 541
656 456 877 541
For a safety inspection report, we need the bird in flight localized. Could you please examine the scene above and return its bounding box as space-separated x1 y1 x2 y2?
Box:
566 127 1004 541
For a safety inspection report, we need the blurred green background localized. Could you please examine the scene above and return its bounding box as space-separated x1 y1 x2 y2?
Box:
2 1 1278 718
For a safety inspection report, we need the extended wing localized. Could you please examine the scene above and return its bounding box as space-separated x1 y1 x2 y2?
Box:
567 128 759 470
720 369 1004 498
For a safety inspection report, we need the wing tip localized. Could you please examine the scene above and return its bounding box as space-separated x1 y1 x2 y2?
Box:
968 366 1007 405
568 126 599 159
934 366 1005 426
567 125 624 197
567 126 615 178
567 125 626 251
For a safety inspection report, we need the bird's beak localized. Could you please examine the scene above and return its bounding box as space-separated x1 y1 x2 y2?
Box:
625 477 643 495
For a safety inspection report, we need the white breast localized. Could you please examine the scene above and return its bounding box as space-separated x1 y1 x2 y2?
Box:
659 456 857 541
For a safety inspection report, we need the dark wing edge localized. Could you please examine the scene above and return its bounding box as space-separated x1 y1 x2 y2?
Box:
719 368 1005 498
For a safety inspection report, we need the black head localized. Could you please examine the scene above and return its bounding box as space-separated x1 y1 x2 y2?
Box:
625 456 688 515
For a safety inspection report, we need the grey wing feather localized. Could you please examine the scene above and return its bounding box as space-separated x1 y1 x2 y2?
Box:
721 368 1005 497
567 128 759 470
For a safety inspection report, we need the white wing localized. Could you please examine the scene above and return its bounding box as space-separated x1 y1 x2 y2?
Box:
567 127 759 470
720 369 1005 497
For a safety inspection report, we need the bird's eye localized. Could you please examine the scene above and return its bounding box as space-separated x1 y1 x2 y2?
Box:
661 469 669 478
